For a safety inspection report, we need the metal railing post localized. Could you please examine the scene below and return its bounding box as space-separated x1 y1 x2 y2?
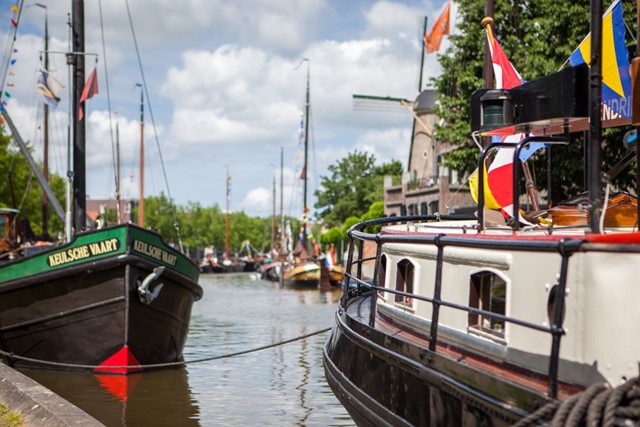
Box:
369 236 383 327
429 234 445 352
548 239 572 398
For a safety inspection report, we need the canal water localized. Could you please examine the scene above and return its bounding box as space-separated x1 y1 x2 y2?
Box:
18 273 355 426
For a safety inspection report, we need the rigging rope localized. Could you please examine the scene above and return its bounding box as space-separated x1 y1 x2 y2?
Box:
97 0 117 204
123 0 184 251
0 327 331 371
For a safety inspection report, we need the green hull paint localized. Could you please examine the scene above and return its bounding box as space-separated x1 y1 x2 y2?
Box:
128 226 199 280
0 224 198 283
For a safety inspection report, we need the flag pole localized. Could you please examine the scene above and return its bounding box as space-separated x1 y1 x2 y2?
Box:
588 0 603 232
481 17 539 214
418 16 428 92
483 0 494 149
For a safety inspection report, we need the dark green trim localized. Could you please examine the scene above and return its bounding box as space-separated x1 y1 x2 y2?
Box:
127 226 199 281
0 224 199 283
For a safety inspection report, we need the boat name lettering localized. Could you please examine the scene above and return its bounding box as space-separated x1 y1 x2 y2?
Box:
47 238 121 267
132 240 177 266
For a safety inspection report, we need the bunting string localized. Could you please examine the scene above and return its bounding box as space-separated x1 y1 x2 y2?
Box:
0 0 24 111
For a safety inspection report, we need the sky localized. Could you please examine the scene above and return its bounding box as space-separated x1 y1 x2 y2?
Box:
2 0 455 219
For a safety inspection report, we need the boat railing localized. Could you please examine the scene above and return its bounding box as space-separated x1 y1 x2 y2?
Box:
342 214 582 399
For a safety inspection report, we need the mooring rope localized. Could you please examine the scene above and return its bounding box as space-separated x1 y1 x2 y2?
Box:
512 376 640 427
0 327 331 371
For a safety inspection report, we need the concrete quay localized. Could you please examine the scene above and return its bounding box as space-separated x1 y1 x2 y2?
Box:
0 363 103 426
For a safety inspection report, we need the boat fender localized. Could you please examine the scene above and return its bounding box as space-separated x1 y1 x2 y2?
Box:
137 266 165 304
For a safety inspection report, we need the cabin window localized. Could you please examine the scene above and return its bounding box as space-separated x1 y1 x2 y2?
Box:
377 255 387 296
395 259 414 307
468 271 506 336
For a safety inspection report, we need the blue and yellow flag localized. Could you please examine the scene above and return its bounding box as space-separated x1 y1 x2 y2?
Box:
569 0 631 120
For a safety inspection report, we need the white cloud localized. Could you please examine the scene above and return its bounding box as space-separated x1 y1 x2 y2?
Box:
6 0 453 218
354 127 412 163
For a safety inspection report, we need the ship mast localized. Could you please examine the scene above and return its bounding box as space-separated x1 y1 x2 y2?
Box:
225 166 230 261
301 58 310 248
115 118 121 223
280 146 284 258
35 3 50 236
136 83 144 227
72 0 86 231
271 164 276 254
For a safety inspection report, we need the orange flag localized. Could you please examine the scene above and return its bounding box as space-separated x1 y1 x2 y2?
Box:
424 2 451 53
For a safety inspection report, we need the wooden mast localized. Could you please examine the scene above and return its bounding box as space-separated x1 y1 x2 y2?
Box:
280 147 284 258
271 165 276 254
302 58 310 250
225 166 230 261
36 3 50 236
115 119 121 223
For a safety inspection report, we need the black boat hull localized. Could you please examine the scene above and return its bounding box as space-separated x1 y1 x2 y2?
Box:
323 294 543 427
0 225 202 372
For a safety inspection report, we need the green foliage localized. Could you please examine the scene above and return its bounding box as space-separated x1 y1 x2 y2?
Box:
432 0 635 202
342 216 361 235
319 202 386 249
0 128 65 237
360 201 385 233
103 207 118 225
319 227 343 246
374 160 404 177
362 201 384 219
139 194 301 256
0 403 24 427
314 151 402 227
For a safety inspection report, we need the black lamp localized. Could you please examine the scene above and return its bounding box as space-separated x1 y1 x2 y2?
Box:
480 89 514 130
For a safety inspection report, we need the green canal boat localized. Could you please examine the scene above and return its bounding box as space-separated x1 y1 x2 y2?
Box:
0 0 202 374
0 210 202 374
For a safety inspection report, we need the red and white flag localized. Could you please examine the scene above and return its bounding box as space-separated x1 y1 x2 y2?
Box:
483 25 529 218
485 24 522 89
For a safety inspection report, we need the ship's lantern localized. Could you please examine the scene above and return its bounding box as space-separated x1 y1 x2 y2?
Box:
480 89 514 130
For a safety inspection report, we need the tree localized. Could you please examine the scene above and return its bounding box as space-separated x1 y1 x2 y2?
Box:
314 151 402 227
320 227 343 247
141 193 180 241
432 0 635 204
0 128 66 237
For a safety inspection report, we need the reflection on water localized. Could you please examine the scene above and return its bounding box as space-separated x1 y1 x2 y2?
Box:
21 367 199 426
19 273 353 426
